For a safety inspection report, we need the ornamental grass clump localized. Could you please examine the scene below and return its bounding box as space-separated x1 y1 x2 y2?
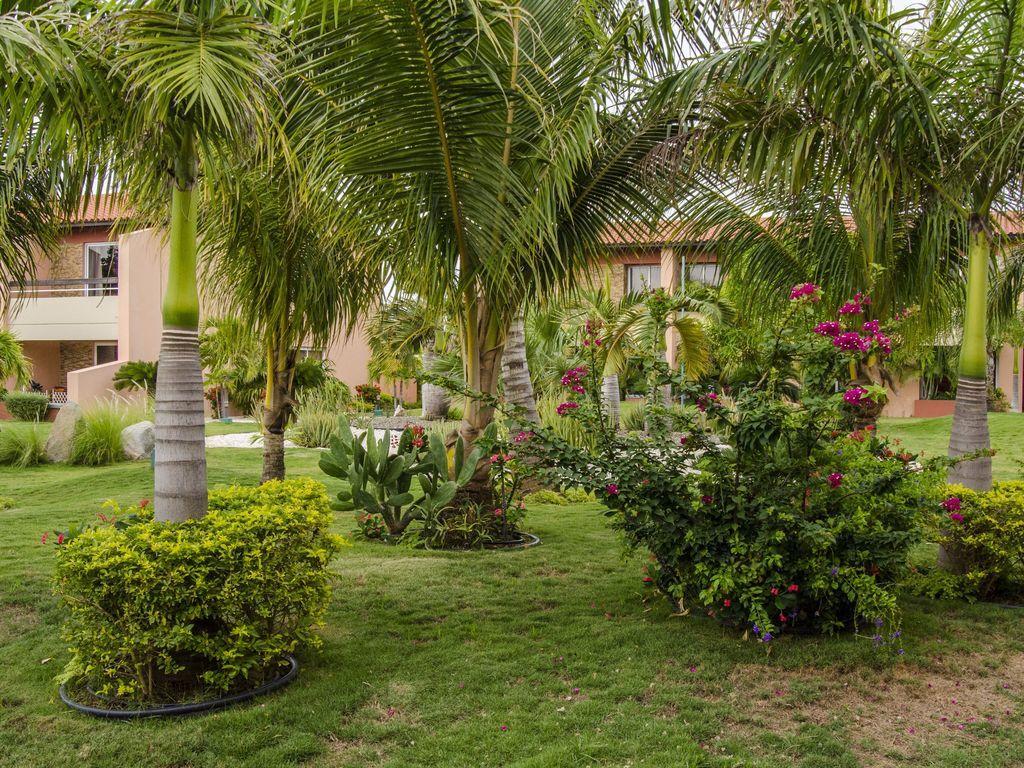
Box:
521 285 950 645
52 479 344 703
0 424 48 467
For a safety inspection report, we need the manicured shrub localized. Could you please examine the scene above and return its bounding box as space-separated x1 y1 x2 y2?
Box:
53 478 345 701
0 424 48 467
68 399 146 466
3 391 49 421
523 489 568 506
930 483 1024 600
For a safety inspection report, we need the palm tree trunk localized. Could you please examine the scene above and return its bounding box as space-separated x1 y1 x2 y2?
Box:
457 296 503 501
948 223 993 491
602 373 620 428
154 175 207 522
261 344 296 483
500 312 539 425
421 346 449 420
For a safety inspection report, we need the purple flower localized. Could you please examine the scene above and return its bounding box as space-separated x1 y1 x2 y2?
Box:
555 401 580 416
862 320 881 334
873 333 892 356
830 567 839 576
838 300 863 316
813 320 842 337
605 483 619 496
761 633 773 643
827 472 843 489
941 496 962 512
949 512 965 523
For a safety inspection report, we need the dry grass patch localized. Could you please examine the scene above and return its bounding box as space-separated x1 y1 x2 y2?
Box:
719 653 1023 765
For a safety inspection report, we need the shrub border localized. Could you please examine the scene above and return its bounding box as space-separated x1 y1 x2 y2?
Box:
58 655 298 719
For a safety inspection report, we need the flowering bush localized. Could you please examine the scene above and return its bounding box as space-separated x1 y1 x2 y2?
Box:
521 286 949 643
53 479 344 701
927 483 1024 600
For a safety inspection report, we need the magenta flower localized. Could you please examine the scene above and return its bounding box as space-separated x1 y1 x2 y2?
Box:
513 430 533 444
789 282 822 302
605 483 619 496
827 472 843 488
813 320 842 337
941 496 962 512
700 495 713 505
833 332 867 351
873 333 892 355
949 512 965 523
838 300 863 315
696 391 718 411
862 319 881 334
555 401 580 416
843 386 868 405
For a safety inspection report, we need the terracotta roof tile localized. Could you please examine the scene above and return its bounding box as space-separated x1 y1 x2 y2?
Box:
71 194 124 225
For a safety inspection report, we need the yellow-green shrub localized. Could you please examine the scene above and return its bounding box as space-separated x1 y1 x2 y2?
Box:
935 482 1024 599
54 478 345 700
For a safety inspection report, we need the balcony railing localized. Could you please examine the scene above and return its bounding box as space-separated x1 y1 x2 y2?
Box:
8 277 119 299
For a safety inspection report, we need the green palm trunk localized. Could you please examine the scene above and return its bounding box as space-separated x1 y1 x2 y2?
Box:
948 224 993 490
154 160 208 521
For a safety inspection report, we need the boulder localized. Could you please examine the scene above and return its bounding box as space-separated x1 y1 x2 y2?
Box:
121 420 155 461
45 401 83 463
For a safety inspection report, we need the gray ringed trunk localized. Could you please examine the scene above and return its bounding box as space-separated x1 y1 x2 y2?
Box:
947 375 992 491
421 348 450 420
602 374 621 428
154 327 208 521
500 313 540 425
262 431 286 483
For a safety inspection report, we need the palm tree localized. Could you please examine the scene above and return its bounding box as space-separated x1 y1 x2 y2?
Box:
0 330 31 393
288 0 674 474
77 2 280 519
365 297 461 420
200 157 371 481
500 313 540 425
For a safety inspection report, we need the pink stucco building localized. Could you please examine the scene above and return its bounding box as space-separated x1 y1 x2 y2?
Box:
2 197 398 414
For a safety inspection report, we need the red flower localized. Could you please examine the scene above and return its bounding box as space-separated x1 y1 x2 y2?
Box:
605 483 620 496
56 533 65 545
778 613 788 623
770 587 780 596
700 495 713 505
139 499 150 508
642 576 654 584
41 532 48 544
788 584 799 593
723 599 731 607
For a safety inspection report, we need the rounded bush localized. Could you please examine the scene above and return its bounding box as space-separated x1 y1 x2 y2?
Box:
54 479 345 701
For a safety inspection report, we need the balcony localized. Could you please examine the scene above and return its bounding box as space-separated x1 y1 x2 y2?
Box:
6 277 119 341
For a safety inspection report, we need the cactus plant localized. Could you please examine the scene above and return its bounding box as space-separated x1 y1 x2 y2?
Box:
319 417 482 536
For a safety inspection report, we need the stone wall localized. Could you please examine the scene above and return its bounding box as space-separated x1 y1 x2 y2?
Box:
49 242 84 281
58 342 95 387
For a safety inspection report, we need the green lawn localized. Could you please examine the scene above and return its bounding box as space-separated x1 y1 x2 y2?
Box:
1 439 1023 766
879 412 1024 482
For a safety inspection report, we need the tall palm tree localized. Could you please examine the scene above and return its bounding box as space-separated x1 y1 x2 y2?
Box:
77 1 280 519
912 0 1024 490
288 0 674 474
200 158 371 481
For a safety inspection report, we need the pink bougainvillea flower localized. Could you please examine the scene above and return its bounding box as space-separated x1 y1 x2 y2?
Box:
833 332 867 352
789 283 822 302
843 387 868 406
605 483 620 496
813 320 842 337
555 401 580 416
862 319 881 334
941 496 962 512
827 472 844 488
949 512 965 523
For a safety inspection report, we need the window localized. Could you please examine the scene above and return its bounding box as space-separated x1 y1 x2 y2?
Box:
95 344 118 366
299 347 325 361
84 242 118 296
687 263 721 287
626 264 661 293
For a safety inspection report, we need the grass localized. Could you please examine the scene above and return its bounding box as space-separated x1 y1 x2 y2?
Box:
879 412 1024 481
0 429 1023 766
